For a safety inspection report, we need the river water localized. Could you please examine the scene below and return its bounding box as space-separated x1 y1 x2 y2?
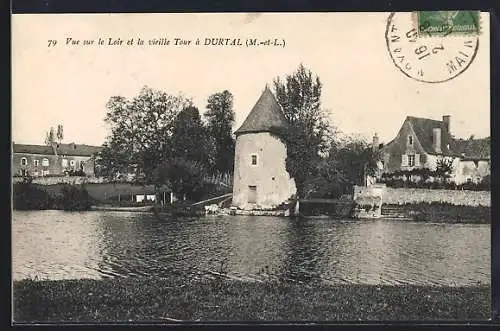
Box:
12 210 490 286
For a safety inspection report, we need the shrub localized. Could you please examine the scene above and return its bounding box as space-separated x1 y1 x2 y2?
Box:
57 184 92 211
12 176 55 210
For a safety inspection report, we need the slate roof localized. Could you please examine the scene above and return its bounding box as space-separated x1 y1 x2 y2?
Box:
234 86 288 135
13 143 103 157
405 116 490 160
407 116 455 156
449 137 490 160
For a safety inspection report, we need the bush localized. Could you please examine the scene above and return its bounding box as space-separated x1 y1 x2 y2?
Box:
12 176 55 210
57 184 93 211
380 173 490 191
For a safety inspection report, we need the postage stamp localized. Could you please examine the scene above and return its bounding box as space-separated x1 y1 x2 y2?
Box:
415 11 481 37
386 12 480 83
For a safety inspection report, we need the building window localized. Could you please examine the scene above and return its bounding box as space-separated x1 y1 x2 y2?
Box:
408 155 416 167
251 154 258 166
21 169 28 176
20 157 28 166
62 159 68 167
70 160 76 167
34 159 39 167
42 158 49 167
408 135 413 145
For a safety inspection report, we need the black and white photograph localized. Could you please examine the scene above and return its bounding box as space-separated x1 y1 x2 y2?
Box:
11 12 491 322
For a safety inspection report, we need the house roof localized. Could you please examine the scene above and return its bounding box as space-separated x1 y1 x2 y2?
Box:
449 137 490 160
388 116 490 160
406 116 456 156
13 143 103 157
234 86 288 135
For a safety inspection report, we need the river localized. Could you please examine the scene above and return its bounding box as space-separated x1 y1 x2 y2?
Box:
12 210 490 286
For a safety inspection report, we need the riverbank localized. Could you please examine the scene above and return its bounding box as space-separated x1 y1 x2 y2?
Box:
13 278 490 322
381 202 490 224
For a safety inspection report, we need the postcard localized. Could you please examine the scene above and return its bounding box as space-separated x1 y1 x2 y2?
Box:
12 12 491 323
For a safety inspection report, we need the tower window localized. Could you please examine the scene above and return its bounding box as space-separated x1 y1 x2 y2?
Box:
20 157 28 166
251 154 258 166
34 159 39 167
408 135 413 145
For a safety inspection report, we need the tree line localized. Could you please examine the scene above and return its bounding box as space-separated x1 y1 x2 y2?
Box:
95 87 236 200
96 64 380 201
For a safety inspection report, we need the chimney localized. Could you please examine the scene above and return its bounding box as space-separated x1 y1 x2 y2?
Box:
372 133 379 152
442 115 450 133
433 128 442 153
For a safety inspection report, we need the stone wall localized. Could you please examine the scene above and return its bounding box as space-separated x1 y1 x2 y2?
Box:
383 187 490 207
12 176 105 185
352 184 384 218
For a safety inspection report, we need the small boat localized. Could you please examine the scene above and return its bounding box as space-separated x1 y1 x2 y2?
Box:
90 205 154 212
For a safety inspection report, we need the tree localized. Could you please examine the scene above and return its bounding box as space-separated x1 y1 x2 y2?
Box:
271 64 334 198
44 127 55 146
153 157 207 201
204 90 236 174
325 135 381 190
435 156 454 182
56 124 64 144
171 106 212 167
98 86 192 183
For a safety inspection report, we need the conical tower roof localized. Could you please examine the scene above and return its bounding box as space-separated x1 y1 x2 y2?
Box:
234 86 288 136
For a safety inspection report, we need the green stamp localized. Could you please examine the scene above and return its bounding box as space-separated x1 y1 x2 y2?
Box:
417 11 481 36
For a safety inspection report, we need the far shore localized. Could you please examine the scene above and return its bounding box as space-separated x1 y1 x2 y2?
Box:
13 201 491 224
13 278 490 322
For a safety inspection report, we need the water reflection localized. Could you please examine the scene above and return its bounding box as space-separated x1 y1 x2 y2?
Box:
12 211 490 286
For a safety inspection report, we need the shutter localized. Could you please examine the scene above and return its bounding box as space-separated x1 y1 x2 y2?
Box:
415 154 421 166
401 154 408 167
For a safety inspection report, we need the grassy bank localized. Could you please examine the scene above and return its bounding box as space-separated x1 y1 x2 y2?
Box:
13 278 490 322
382 202 491 224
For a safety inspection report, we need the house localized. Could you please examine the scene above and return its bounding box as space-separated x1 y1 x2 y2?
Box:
12 142 103 177
376 115 490 184
231 86 296 210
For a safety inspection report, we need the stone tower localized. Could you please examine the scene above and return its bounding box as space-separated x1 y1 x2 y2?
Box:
232 86 296 210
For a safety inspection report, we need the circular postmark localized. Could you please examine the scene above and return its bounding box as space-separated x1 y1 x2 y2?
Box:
385 12 479 83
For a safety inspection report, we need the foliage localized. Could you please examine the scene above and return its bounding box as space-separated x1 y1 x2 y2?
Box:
12 177 93 211
153 157 207 201
98 86 192 183
171 106 213 167
325 135 381 186
58 184 93 211
435 156 454 180
44 127 55 146
56 125 64 144
272 64 334 198
13 176 55 210
44 124 64 145
67 169 86 177
204 90 236 174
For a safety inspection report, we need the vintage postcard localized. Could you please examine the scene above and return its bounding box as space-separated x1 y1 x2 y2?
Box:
11 12 491 323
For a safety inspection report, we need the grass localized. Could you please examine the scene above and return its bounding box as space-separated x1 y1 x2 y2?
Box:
13 277 490 322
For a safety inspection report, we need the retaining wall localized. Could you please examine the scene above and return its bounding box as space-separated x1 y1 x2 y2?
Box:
382 187 490 207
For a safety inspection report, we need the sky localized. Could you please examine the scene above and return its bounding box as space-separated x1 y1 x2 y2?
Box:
12 12 490 147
